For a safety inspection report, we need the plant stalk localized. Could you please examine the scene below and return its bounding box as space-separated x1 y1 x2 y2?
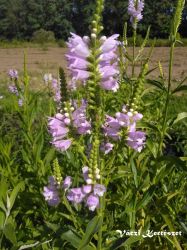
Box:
158 42 175 156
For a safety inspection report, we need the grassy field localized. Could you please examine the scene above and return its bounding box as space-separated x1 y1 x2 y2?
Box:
0 47 187 87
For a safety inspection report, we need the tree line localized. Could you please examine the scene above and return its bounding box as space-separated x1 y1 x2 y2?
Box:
0 0 187 41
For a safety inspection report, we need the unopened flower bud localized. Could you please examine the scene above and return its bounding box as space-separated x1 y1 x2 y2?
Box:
100 36 107 43
94 168 100 175
70 107 74 111
56 113 63 119
95 139 100 145
119 121 125 126
64 113 69 118
88 174 93 178
92 28 97 33
86 179 93 185
122 108 127 113
91 33 97 39
64 118 71 125
83 36 90 43
127 112 133 117
96 174 101 180
116 112 121 118
64 107 68 111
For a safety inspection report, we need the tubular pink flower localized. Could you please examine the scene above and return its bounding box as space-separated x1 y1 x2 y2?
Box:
127 131 146 152
128 0 144 28
100 34 119 53
43 176 60 206
86 194 99 211
8 69 18 79
99 34 120 91
63 176 72 190
66 32 120 91
52 139 72 151
51 78 61 103
72 101 91 135
48 114 72 151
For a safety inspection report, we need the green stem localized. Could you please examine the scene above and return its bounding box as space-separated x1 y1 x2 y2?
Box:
63 194 84 234
0 234 3 248
132 28 137 78
158 42 175 156
97 202 103 250
97 181 105 250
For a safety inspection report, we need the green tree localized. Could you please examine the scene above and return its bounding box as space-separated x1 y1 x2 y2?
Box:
0 0 23 39
44 0 73 39
19 0 43 39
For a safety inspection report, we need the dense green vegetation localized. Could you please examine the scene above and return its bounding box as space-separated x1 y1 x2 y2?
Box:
0 0 187 41
0 0 187 249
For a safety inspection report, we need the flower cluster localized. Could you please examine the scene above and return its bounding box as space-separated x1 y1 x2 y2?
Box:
8 85 19 95
66 33 120 91
51 78 61 103
8 69 18 80
128 0 144 28
103 105 146 152
48 100 91 151
43 73 53 83
67 166 106 211
44 74 61 104
43 176 72 206
100 142 114 155
8 69 23 107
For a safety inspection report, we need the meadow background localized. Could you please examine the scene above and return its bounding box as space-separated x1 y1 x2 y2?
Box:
0 0 187 249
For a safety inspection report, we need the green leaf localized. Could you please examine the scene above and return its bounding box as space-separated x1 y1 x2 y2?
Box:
43 148 55 166
0 200 6 213
146 139 158 158
173 112 187 125
0 210 5 230
18 242 40 250
136 186 155 210
146 79 166 91
9 182 25 211
172 85 187 94
4 223 17 245
78 216 102 250
161 213 182 250
179 221 187 234
61 230 81 248
125 52 133 62
108 236 142 250
130 159 138 188
145 66 158 76
120 236 142 247
0 179 8 200
44 221 60 232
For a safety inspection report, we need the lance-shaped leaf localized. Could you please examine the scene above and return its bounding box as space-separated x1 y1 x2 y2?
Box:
78 216 102 250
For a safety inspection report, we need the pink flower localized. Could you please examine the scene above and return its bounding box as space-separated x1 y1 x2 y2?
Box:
86 194 99 211
52 139 72 151
43 176 60 206
63 176 72 190
48 114 72 151
128 0 144 28
66 32 120 91
100 34 119 53
8 69 18 79
67 188 85 204
100 142 114 154
127 131 146 152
